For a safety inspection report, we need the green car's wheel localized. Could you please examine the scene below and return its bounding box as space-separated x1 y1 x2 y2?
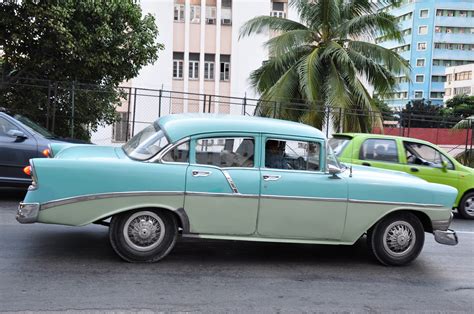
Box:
367 213 424 266
458 192 474 220
109 209 178 262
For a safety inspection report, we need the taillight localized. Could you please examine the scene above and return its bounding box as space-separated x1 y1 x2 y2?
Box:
42 149 51 157
23 166 31 176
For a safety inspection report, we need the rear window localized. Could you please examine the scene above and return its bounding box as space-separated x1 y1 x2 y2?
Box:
329 137 351 157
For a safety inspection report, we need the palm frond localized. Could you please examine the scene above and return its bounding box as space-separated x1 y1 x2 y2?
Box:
239 16 307 39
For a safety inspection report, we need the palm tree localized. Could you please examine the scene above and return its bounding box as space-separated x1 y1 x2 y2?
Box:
240 0 409 132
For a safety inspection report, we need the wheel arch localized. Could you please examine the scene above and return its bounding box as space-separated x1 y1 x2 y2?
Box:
95 206 190 233
457 188 474 208
369 209 433 234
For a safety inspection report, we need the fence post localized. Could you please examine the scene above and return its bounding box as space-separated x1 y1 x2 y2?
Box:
52 83 57 133
70 81 75 138
208 95 212 113
131 88 138 137
243 95 247 115
46 81 51 130
326 106 330 138
158 89 162 117
202 95 207 113
407 111 412 137
125 87 132 141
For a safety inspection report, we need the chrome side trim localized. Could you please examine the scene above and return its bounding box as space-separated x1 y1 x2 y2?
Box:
185 191 258 198
348 199 445 208
40 191 184 210
221 170 239 193
261 194 346 202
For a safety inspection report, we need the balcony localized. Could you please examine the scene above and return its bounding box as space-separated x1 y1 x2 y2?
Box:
435 16 472 28
433 49 474 61
434 33 474 44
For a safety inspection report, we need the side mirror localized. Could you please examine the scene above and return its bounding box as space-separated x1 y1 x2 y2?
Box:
441 160 448 171
328 164 342 179
7 129 27 140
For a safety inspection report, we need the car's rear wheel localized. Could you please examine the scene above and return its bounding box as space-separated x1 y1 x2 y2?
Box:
458 192 474 219
109 209 177 262
367 212 424 266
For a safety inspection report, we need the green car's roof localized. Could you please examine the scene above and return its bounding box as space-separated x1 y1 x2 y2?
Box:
159 114 325 143
334 133 434 146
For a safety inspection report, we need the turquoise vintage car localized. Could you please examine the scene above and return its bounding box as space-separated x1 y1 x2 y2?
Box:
17 115 458 266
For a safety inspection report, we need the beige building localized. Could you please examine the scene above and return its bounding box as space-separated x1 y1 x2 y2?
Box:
444 63 474 102
92 0 295 145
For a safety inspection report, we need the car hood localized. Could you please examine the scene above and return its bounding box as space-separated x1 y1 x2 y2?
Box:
54 145 128 160
345 164 458 208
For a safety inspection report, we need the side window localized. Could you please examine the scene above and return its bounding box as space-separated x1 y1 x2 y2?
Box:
162 141 189 163
195 137 254 168
404 142 454 169
265 139 320 171
0 117 17 136
360 139 399 162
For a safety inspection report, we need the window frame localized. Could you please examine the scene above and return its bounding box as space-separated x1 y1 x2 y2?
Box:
417 42 427 51
414 90 424 99
192 135 257 169
359 138 400 164
204 61 214 80
173 59 184 79
174 4 185 22
419 9 429 18
220 61 230 81
189 60 199 80
416 58 425 67
418 25 428 35
415 74 425 83
263 137 324 173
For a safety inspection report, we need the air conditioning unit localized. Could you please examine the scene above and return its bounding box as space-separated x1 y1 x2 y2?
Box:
221 18 232 25
206 18 215 24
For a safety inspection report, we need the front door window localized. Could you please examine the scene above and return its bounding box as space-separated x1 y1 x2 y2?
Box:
264 139 320 171
404 142 454 169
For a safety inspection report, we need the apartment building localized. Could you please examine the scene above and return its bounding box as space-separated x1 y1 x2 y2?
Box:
92 0 295 145
444 63 474 102
376 0 474 107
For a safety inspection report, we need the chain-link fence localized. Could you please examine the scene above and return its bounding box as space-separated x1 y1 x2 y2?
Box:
1 78 473 165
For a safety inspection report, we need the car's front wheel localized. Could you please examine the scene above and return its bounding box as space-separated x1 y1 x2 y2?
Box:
109 209 178 262
367 212 424 266
458 192 474 219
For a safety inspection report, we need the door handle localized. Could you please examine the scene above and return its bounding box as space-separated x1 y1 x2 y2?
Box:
192 170 211 177
263 175 281 181
362 162 371 166
410 167 419 172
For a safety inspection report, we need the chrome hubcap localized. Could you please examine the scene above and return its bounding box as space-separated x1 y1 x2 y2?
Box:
463 197 474 216
123 211 165 251
383 221 416 257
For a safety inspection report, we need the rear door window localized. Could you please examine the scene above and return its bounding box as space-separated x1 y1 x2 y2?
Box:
360 139 399 163
329 137 351 157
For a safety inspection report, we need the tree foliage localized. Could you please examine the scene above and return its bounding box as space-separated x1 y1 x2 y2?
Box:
0 0 162 140
240 0 408 132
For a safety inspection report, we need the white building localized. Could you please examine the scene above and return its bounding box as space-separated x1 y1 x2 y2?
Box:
444 63 474 102
92 0 297 145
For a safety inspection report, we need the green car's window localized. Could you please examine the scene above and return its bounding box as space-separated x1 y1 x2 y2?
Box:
122 122 169 160
404 142 454 170
360 139 399 163
265 139 320 171
195 137 254 168
162 141 190 163
329 137 351 157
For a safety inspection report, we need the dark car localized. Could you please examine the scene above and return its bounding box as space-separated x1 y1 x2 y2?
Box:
0 111 84 188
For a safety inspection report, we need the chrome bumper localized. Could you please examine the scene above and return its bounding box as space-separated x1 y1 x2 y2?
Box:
434 229 458 246
16 203 40 223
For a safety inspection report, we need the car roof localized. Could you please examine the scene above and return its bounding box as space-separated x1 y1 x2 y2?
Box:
333 133 434 146
158 114 325 143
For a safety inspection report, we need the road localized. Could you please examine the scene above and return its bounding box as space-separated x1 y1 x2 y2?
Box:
0 189 473 313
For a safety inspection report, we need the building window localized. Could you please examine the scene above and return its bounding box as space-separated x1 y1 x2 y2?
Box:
206 6 216 24
190 5 201 23
220 62 230 81
454 87 472 95
204 62 214 80
174 4 185 22
420 9 429 18
432 75 446 83
416 59 425 67
430 92 444 99
173 52 184 79
221 0 232 25
415 75 424 83
112 112 129 143
455 71 472 81
189 61 199 79
414 91 423 99
417 42 427 50
418 26 428 35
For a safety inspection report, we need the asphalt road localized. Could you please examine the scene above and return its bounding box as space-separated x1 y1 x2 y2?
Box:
0 189 473 313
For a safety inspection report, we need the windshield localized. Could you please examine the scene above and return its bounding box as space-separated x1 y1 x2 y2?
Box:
328 137 351 157
122 122 169 160
13 114 54 138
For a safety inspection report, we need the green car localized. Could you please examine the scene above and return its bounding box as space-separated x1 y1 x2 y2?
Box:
330 133 474 219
